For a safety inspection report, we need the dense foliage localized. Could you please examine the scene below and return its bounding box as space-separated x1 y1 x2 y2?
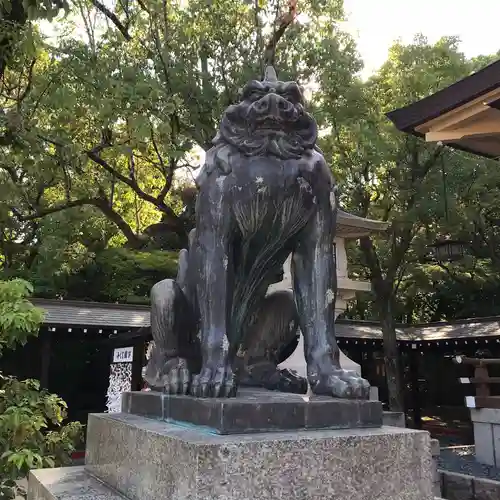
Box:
0 280 82 499
0 279 44 353
2 0 500 408
50 248 179 303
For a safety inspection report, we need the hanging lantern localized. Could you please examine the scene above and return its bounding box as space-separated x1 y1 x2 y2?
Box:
426 155 468 262
427 237 467 262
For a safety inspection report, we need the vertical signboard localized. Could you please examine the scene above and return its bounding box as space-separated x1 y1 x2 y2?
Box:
106 346 134 413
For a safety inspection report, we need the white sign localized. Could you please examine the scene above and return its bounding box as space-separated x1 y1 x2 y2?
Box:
113 346 134 363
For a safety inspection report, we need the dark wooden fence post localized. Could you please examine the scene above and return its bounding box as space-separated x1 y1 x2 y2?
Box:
455 356 500 409
409 348 422 429
40 328 52 389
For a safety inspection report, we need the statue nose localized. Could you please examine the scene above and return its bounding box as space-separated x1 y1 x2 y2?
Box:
255 94 293 115
277 97 293 112
255 94 273 112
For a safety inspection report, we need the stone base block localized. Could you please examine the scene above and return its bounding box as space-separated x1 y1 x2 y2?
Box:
121 389 382 434
383 411 406 428
439 470 500 500
28 466 126 500
27 465 441 500
470 408 500 466
85 412 434 500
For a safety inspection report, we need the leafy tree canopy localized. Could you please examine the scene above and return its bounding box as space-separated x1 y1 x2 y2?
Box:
2 0 500 408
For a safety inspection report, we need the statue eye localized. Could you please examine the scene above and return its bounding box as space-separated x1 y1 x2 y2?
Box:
277 92 297 105
248 90 266 101
282 84 303 103
241 81 266 101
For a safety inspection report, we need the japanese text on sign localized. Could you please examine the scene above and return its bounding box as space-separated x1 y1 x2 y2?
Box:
113 347 134 363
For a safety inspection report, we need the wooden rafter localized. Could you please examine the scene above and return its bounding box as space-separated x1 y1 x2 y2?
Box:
425 118 500 142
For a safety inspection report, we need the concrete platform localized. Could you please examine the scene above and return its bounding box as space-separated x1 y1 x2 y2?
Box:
84 412 434 500
28 466 444 500
382 410 405 428
28 467 126 500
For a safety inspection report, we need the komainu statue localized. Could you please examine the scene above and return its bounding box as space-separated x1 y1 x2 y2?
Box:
143 67 370 399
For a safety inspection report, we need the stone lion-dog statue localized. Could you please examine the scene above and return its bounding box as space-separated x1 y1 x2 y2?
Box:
143 67 370 400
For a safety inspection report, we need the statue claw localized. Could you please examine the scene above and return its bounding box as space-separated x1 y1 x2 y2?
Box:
309 367 370 400
158 358 192 395
190 364 237 398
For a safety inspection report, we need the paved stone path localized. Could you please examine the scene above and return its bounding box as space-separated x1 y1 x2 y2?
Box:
438 445 500 481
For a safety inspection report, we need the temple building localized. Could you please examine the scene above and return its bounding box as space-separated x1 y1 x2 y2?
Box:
385 57 500 434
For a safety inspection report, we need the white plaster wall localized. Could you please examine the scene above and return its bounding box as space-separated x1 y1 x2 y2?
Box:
335 236 348 279
267 237 348 293
277 319 362 377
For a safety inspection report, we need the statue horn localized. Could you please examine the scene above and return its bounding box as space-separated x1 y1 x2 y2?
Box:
264 66 278 82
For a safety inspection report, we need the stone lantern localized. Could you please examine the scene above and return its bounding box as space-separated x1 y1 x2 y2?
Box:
272 209 389 378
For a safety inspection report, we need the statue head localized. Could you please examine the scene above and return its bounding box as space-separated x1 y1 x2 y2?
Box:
215 66 318 159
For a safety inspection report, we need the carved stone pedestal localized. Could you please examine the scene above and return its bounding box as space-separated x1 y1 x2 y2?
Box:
29 389 434 500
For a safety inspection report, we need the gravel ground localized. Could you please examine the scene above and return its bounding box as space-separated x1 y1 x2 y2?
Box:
438 445 500 481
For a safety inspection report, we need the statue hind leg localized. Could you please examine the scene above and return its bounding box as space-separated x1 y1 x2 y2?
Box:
238 289 308 394
143 249 201 393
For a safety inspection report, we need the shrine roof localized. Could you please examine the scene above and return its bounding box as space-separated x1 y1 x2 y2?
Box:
336 316 500 341
32 298 500 342
32 298 150 329
386 59 500 159
337 210 389 238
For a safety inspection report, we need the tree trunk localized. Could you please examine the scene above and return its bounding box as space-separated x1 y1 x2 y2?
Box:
0 0 28 80
378 296 404 412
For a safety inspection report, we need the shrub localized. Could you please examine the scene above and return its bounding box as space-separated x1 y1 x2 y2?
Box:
0 279 83 499
0 280 45 354
64 248 179 304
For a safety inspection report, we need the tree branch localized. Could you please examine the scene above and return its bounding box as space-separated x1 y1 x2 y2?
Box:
15 198 97 221
17 57 36 104
89 0 131 40
263 0 298 68
33 135 186 238
13 196 145 248
150 130 175 202
28 65 65 120
0 0 28 81
86 144 183 228
359 236 384 287
92 197 144 248
136 0 150 14
87 146 157 203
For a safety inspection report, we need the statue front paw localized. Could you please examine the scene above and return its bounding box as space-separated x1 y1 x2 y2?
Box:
144 356 192 394
161 358 192 394
274 368 308 394
190 363 237 398
308 366 370 400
